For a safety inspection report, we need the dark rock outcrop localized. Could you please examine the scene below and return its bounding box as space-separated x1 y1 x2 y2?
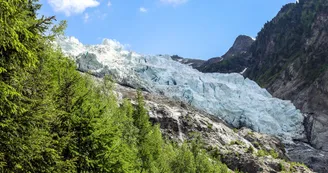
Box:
112 82 313 173
243 1 328 172
197 35 254 73
172 35 255 74
170 55 205 69
247 0 328 150
222 35 255 59
182 1 328 171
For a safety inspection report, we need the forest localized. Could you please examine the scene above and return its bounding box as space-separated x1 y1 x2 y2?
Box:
0 1 229 172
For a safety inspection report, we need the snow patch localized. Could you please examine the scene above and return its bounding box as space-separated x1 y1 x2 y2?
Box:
240 68 248 75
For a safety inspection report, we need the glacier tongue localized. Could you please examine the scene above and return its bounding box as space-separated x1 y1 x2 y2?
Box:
56 36 305 142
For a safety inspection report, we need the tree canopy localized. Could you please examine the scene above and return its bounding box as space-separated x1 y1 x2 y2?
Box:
0 0 229 172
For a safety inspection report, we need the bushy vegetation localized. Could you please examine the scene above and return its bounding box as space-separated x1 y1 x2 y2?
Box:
229 140 244 146
247 0 328 86
256 149 279 159
198 53 249 73
0 1 230 172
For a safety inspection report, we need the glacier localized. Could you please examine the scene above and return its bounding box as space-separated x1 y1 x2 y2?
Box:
56 36 305 142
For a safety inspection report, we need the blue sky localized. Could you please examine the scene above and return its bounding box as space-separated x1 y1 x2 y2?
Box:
40 0 297 59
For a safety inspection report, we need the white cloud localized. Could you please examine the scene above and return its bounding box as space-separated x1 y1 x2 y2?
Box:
160 0 188 6
47 0 100 16
83 13 90 22
107 0 112 7
139 7 148 13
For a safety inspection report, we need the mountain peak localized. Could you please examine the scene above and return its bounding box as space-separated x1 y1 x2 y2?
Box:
222 35 255 58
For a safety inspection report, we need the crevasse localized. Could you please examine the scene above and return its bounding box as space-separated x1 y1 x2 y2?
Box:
56 36 305 142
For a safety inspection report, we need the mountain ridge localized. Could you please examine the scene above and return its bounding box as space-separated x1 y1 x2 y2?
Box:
178 0 328 171
56 35 306 143
171 35 254 73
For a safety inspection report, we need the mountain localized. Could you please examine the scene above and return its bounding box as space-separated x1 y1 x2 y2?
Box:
197 35 254 73
57 36 305 142
222 35 255 59
170 55 205 69
56 36 314 172
0 0 316 172
245 0 328 166
171 35 254 74
54 1 328 171
114 82 312 173
188 0 328 171
55 36 322 171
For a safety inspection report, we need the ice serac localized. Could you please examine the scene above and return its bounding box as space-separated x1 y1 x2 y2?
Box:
56 36 305 142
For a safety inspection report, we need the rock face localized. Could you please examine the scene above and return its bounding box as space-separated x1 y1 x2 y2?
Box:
241 1 328 171
197 35 254 73
221 35 255 59
286 142 328 173
174 1 328 171
56 36 305 143
113 82 313 173
170 55 205 69
173 35 255 74
247 0 328 150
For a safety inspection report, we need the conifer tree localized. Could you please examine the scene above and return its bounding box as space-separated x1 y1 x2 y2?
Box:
0 1 65 171
0 1 231 173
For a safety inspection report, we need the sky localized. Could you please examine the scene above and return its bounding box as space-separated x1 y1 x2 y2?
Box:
39 0 297 59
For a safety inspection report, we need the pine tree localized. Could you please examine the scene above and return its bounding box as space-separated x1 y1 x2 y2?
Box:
171 143 196 173
0 1 232 173
133 91 169 173
0 1 66 171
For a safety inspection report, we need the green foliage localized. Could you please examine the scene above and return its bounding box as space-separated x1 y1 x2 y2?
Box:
256 149 279 158
248 0 328 87
269 149 279 158
252 141 260 148
279 162 286 172
199 54 249 73
257 150 267 157
0 2 231 173
234 168 244 173
246 146 255 154
229 140 244 146
207 123 213 129
247 131 254 136
170 137 229 173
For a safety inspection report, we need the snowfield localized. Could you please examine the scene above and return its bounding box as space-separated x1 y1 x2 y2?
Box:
56 36 305 142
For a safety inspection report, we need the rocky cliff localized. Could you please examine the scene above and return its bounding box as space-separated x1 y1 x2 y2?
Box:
244 0 328 171
197 35 254 73
112 81 312 173
56 36 305 142
172 35 254 74
56 35 315 172
179 0 328 172
247 0 328 150
180 1 328 171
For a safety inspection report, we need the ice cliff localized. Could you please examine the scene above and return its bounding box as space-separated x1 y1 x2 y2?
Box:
55 36 305 142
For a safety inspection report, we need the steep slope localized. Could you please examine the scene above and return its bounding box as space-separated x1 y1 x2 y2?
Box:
239 0 328 171
112 82 313 173
172 35 254 74
56 36 305 143
245 0 328 151
222 35 255 59
198 35 254 73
